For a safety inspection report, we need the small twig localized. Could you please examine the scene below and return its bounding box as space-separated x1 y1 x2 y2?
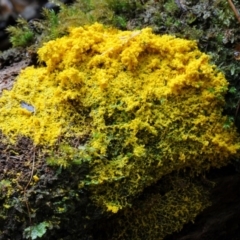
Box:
24 148 36 193
24 147 36 238
228 0 240 24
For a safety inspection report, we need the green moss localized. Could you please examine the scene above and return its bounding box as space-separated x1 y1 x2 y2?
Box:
6 0 113 48
7 18 34 47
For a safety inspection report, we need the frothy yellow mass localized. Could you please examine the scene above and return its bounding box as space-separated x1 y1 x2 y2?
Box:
0 23 239 210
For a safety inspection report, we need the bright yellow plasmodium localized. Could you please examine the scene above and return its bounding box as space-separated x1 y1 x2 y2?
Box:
0 23 239 212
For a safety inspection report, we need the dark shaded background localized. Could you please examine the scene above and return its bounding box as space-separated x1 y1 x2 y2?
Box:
0 0 73 50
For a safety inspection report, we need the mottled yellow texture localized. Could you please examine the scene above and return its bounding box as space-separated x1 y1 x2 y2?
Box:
0 23 239 212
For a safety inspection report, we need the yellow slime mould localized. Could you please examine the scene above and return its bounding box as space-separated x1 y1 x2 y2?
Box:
0 23 239 211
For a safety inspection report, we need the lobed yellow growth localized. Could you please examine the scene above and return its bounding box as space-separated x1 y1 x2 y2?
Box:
0 23 240 211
